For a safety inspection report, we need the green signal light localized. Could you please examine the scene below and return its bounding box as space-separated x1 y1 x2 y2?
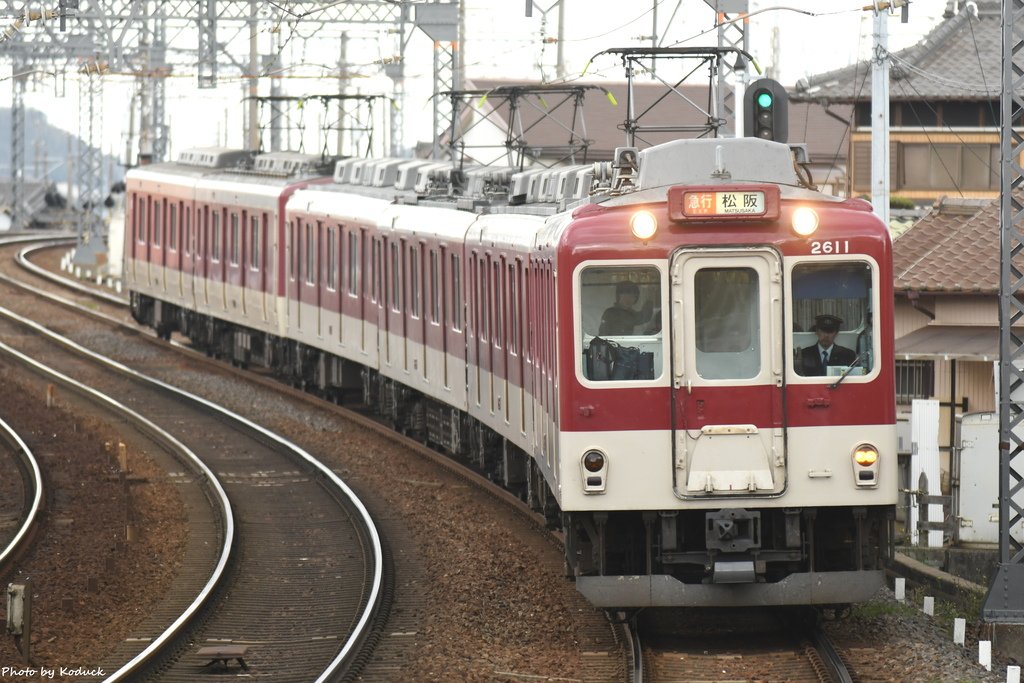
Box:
756 92 773 109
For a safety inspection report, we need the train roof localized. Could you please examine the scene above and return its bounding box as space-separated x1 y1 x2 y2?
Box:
128 148 336 188
132 138 841 220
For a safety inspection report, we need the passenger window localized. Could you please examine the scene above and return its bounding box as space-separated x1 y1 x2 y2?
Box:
579 265 662 382
791 262 874 378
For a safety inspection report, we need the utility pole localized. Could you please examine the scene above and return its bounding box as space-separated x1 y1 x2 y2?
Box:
556 0 565 80
705 0 749 138
10 62 26 230
871 4 891 226
247 0 259 151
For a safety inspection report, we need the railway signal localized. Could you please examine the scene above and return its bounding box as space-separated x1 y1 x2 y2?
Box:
745 78 789 143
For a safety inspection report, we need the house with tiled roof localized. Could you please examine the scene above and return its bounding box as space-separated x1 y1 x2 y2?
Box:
793 0 1000 206
891 195 1009 499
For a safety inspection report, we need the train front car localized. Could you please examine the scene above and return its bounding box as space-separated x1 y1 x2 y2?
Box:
554 138 896 609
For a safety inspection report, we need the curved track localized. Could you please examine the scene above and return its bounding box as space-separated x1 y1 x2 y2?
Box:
0 414 43 579
5 237 630 682
0 236 385 681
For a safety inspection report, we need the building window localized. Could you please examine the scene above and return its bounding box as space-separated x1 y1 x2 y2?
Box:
895 360 934 404
900 143 997 191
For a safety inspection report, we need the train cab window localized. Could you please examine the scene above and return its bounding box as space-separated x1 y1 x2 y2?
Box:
579 265 662 382
791 262 874 378
694 268 759 379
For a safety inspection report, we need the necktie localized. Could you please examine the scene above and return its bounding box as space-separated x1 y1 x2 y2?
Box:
822 350 829 368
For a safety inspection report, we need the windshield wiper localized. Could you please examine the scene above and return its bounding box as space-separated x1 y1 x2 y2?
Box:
828 352 864 390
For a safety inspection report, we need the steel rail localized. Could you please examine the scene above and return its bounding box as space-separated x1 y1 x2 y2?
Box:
0 415 44 574
806 622 854 683
624 617 644 683
16 241 127 306
0 296 383 682
0 333 235 683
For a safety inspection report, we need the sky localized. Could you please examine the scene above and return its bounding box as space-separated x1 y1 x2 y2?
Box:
5 0 953 178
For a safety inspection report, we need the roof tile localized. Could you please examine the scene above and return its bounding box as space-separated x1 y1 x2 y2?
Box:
794 1 1002 102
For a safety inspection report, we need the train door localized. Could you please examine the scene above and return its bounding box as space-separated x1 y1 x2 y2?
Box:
412 243 426 381
429 247 447 388
148 196 159 286
288 218 299 329
381 237 401 370
356 228 371 355
199 205 209 307
238 210 247 317
218 208 228 311
184 201 193 305
260 213 269 322
172 201 183 299
445 250 463 393
669 247 786 497
375 236 389 366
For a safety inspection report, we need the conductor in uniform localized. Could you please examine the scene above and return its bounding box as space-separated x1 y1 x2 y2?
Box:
799 313 857 376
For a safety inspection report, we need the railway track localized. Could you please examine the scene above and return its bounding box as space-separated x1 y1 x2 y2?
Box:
0 249 384 680
636 607 854 683
1 237 630 681
0 413 43 581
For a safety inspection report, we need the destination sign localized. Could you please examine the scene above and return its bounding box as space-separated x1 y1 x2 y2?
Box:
681 190 766 217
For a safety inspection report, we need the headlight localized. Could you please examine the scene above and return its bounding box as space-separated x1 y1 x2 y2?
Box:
852 443 879 487
630 210 658 240
583 450 605 472
854 445 879 466
792 206 819 237
581 450 607 493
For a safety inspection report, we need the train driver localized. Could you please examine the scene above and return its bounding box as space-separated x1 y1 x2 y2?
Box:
798 313 857 376
599 281 655 336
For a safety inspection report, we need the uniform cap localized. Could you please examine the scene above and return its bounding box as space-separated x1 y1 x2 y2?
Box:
813 314 843 333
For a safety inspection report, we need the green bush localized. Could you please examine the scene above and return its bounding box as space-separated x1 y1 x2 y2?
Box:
889 195 916 210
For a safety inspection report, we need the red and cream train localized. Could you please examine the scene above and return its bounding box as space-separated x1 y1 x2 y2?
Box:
124 137 896 608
